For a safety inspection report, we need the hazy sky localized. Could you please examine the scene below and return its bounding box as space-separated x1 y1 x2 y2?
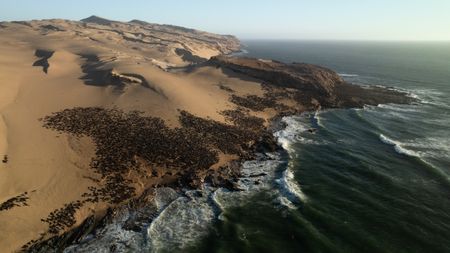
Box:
1 0 449 41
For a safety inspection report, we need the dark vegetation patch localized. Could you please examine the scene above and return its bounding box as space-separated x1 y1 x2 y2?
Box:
22 190 157 252
230 94 292 112
218 82 235 93
42 108 219 182
41 201 83 235
230 94 276 111
2 155 7 163
179 110 262 156
221 109 265 131
34 102 280 240
42 108 269 183
39 107 270 218
0 192 30 211
263 84 319 109
32 49 54 74
228 83 304 112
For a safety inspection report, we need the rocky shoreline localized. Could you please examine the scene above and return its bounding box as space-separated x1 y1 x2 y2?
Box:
23 125 288 253
20 54 416 252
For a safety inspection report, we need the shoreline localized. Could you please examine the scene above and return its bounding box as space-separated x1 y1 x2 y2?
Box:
19 90 415 251
24 113 297 252
17 57 416 250
23 101 404 252
0 17 417 252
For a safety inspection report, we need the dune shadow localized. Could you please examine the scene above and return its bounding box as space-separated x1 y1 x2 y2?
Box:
32 49 54 74
40 24 65 32
175 48 207 64
78 54 167 97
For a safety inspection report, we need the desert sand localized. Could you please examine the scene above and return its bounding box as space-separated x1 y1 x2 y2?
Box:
0 17 276 252
0 17 412 252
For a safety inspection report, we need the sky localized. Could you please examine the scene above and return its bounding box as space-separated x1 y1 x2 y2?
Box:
1 0 449 41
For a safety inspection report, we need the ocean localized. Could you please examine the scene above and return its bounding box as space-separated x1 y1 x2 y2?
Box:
66 41 450 253
187 41 450 253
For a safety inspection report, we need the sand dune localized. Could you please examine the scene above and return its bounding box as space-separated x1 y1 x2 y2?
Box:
0 17 412 252
0 17 261 251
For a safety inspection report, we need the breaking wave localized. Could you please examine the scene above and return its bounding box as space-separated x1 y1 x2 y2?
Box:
145 115 311 251
379 134 419 157
65 115 311 252
338 73 359 77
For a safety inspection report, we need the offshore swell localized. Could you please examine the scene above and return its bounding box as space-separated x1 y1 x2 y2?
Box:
188 41 450 253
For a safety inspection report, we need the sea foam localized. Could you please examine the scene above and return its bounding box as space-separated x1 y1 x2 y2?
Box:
379 134 419 157
338 73 359 77
64 116 312 252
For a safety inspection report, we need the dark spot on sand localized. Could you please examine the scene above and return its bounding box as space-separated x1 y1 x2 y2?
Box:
41 201 83 234
218 82 235 93
32 49 54 74
0 192 30 211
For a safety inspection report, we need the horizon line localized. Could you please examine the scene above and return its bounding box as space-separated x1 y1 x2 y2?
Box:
2 16 449 43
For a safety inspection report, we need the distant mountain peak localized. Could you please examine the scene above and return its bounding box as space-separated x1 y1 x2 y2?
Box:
80 15 113 25
129 19 150 25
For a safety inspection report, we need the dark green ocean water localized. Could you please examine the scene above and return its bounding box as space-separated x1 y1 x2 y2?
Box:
190 41 450 253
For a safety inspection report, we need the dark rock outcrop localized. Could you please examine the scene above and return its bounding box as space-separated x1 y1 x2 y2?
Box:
209 56 343 96
209 56 415 108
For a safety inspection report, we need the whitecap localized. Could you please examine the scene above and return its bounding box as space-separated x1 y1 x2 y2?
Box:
211 155 287 211
379 134 419 157
376 104 419 113
314 110 325 128
276 168 307 204
410 89 445 97
338 73 359 77
148 193 216 252
272 116 311 208
400 137 450 160
64 117 311 252
407 88 449 108
274 116 307 150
